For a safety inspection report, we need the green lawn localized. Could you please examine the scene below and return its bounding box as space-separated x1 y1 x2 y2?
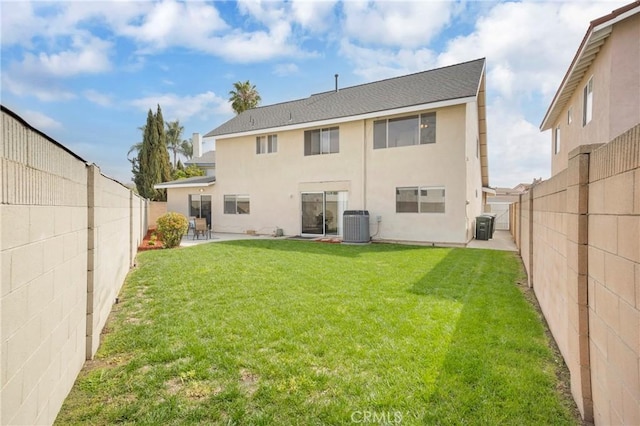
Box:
56 240 579 425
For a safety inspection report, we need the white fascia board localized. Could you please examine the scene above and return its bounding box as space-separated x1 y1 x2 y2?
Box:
593 5 640 32
214 96 475 140
154 182 215 189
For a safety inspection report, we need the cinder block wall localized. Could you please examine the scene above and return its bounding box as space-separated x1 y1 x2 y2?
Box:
587 128 639 425
1 106 147 425
512 125 640 425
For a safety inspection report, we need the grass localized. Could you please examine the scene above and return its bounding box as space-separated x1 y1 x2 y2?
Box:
56 240 579 425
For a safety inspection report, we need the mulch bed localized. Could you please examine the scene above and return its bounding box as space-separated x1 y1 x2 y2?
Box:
138 228 165 251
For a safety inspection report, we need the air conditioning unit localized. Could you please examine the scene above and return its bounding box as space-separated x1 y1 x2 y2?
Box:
343 210 370 243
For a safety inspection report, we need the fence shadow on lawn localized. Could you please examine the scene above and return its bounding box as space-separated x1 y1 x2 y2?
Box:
213 238 430 258
409 248 580 424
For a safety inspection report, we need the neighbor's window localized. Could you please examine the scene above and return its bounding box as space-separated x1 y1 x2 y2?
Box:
396 186 445 213
567 107 572 125
554 126 561 155
256 135 277 154
304 127 339 155
374 112 436 149
224 194 250 214
583 77 593 126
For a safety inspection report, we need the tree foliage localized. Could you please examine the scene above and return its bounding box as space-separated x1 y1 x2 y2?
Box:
132 105 172 201
229 80 261 115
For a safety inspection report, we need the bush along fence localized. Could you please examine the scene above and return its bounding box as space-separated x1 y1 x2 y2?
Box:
510 124 640 425
1 105 150 425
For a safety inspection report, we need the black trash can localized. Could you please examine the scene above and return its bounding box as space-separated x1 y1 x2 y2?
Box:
483 213 496 239
475 216 491 241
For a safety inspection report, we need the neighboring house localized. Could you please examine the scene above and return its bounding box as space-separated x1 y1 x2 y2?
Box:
185 133 216 177
541 1 640 175
156 133 216 227
162 58 490 244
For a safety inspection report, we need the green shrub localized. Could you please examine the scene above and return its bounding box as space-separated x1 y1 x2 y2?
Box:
156 212 188 248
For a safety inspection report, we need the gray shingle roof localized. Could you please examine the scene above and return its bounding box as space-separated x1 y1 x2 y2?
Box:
154 175 216 189
205 58 485 138
186 150 216 166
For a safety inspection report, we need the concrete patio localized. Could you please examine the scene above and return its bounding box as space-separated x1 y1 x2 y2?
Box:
466 230 517 251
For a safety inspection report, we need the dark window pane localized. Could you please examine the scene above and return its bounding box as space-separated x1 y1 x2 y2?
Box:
224 195 235 214
420 112 436 144
374 120 386 149
389 115 418 147
396 187 419 213
329 127 339 153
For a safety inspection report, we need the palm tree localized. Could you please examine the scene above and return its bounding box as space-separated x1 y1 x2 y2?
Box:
180 138 193 160
229 80 261 115
165 119 185 168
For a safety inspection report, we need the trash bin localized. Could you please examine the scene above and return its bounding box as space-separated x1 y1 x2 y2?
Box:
475 216 491 241
483 213 496 239
343 210 370 243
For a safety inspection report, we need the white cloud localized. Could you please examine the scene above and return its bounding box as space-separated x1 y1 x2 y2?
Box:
273 63 299 76
291 0 338 32
486 102 551 187
17 35 112 78
1 72 76 102
342 1 455 48
84 89 113 107
21 110 63 131
339 40 436 81
130 91 232 121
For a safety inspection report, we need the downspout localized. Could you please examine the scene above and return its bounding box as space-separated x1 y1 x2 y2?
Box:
363 119 367 210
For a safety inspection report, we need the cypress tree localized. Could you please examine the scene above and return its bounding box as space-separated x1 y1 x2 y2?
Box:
132 105 172 201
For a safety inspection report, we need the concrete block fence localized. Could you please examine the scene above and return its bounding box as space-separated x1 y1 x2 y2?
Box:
1 106 148 425
512 124 640 425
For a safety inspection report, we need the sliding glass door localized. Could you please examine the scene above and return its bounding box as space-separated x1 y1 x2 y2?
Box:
301 191 347 236
189 194 212 227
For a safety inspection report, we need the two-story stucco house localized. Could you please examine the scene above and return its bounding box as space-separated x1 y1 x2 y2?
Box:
161 58 489 245
540 1 640 175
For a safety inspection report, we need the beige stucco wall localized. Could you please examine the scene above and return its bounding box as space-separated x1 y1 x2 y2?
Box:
550 13 640 175
207 103 479 244
513 125 640 425
1 108 148 425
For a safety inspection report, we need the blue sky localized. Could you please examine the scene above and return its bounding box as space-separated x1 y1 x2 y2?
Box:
1 0 628 188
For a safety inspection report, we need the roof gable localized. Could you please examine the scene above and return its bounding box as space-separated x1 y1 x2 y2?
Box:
540 1 640 130
206 58 485 138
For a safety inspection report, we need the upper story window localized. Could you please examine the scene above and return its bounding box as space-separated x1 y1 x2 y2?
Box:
583 77 593 126
304 127 339 155
374 112 436 149
554 126 561 155
256 135 277 154
567 107 572 125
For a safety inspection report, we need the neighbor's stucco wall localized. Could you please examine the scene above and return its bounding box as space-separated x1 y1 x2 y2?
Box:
212 103 475 243
1 107 147 425
551 13 640 176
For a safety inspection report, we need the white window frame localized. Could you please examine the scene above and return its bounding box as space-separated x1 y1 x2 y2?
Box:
583 77 593 126
256 134 277 154
396 186 445 213
304 127 339 155
224 194 250 214
374 112 436 149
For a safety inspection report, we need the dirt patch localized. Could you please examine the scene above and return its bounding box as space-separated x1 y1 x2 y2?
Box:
240 369 259 395
515 277 586 426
